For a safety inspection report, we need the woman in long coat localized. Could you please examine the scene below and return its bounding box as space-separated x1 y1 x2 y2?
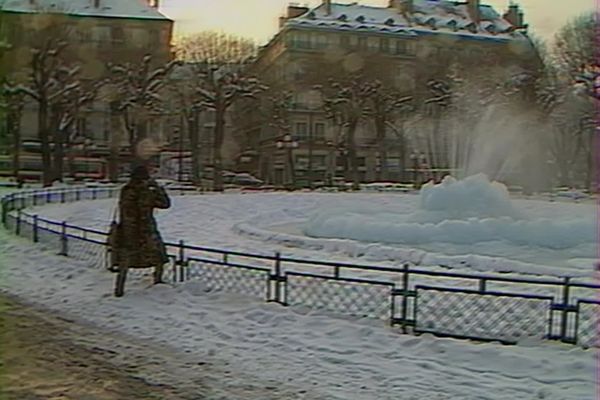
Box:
114 164 171 297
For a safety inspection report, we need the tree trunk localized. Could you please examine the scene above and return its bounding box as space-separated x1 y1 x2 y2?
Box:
9 110 21 180
38 100 52 187
346 117 360 190
189 111 201 186
50 108 64 182
375 117 387 182
212 104 226 192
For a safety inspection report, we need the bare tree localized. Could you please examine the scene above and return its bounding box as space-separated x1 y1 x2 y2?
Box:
174 31 262 190
0 85 25 179
194 66 266 191
107 54 180 176
547 12 597 189
175 31 257 66
367 81 413 181
167 63 204 185
5 15 79 186
318 77 377 190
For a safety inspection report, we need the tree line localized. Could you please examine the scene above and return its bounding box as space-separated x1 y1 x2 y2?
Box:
0 11 596 190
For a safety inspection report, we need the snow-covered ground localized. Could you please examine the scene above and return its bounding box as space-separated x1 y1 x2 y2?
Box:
26 180 596 280
0 227 595 400
1 180 598 399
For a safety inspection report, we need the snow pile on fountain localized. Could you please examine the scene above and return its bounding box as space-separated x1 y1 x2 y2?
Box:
418 174 520 221
304 174 595 251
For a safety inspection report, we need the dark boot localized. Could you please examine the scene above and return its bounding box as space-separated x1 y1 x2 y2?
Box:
114 266 128 297
153 264 164 284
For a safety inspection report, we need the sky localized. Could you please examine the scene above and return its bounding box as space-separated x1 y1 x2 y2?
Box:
158 0 595 45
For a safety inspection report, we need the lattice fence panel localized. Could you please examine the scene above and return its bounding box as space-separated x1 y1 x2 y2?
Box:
37 227 61 252
67 236 107 268
415 286 553 343
187 260 269 300
286 274 392 320
5 214 16 233
19 220 34 241
577 301 599 348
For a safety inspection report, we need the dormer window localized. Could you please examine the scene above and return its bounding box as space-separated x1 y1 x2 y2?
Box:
356 15 365 23
385 18 395 26
485 24 496 34
338 14 347 22
447 20 458 32
307 11 316 19
425 17 437 29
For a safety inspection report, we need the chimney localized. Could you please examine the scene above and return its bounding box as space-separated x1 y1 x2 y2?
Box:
323 0 332 16
467 0 480 24
503 3 525 28
287 4 309 19
279 3 310 28
389 0 413 14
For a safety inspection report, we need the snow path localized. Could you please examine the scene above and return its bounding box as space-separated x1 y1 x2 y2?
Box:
0 193 596 399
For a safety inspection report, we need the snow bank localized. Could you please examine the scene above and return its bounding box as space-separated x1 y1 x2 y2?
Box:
0 231 595 400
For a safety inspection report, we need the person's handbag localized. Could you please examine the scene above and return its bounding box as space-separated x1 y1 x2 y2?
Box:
106 203 121 273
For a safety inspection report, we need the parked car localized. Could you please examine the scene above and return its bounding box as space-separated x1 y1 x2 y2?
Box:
233 173 263 187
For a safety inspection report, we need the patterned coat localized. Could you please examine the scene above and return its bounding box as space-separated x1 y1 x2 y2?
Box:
113 179 171 268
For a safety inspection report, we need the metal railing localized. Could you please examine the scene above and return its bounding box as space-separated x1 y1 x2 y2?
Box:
1 186 598 348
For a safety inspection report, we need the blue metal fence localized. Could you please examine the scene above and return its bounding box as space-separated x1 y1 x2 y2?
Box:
1 186 598 348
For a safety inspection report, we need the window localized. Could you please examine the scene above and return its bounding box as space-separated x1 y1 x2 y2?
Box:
294 122 308 141
312 155 327 168
340 35 350 49
358 36 368 50
314 122 325 140
295 155 309 170
395 40 407 55
316 35 328 49
380 38 390 53
111 26 125 43
92 26 110 43
297 33 311 49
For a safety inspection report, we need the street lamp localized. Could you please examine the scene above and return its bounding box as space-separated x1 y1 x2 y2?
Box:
276 134 298 188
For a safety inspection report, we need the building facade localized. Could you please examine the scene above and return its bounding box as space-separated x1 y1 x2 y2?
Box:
242 0 538 186
0 0 173 171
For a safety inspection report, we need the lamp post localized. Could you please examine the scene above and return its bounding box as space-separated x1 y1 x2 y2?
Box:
276 134 298 189
175 127 183 182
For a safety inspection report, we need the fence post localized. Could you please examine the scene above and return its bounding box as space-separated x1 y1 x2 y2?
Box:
178 240 185 282
479 278 487 293
20 195 25 209
223 253 229 265
560 277 571 341
1 198 6 226
46 190 51 203
401 263 410 334
92 188 97 200
33 215 38 243
59 221 68 256
273 252 283 304
33 193 37 206
76 188 80 202
15 209 21 236
60 191 65 203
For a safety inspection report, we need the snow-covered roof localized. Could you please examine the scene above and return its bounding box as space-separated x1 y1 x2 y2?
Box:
285 1 526 42
1 0 170 21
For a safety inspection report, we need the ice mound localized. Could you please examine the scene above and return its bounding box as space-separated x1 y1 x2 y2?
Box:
303 174 595 252
417 174 521 221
